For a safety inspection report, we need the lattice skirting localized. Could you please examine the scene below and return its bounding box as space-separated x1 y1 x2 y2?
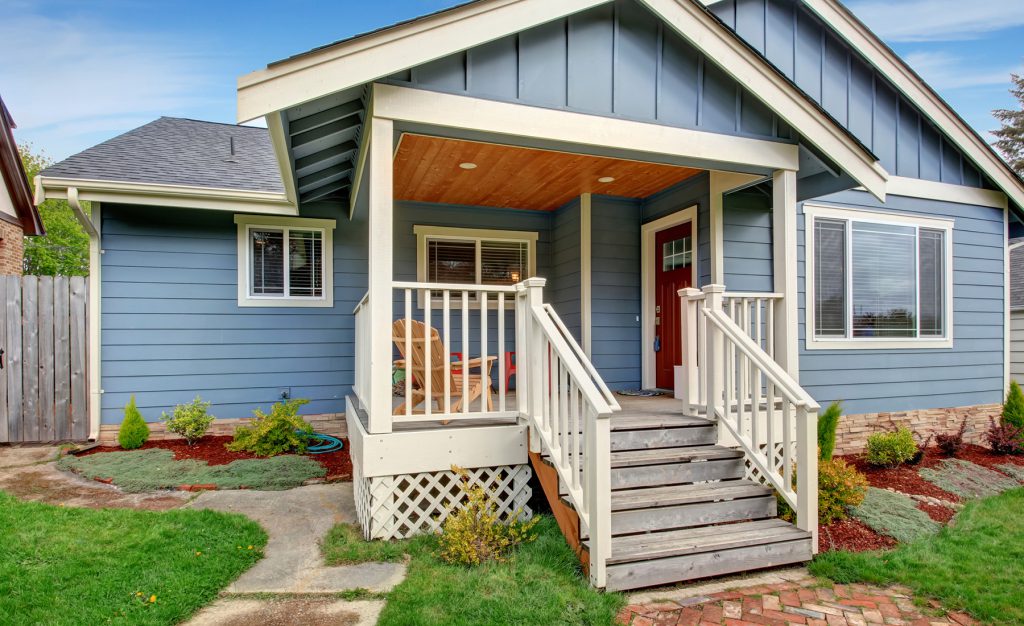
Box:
353 464 533 540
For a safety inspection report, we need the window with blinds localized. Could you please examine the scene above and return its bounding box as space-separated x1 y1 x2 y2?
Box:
249 227 325 299
425 237 529 286
811 215 947 341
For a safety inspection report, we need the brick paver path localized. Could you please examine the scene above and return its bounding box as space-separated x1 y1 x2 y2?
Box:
617 579 977 626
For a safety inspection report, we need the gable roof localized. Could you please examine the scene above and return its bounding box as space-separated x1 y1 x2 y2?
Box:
42 117 284 194
0 95 44 235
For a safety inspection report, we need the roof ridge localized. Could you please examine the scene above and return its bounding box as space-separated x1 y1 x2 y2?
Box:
158 116 269 131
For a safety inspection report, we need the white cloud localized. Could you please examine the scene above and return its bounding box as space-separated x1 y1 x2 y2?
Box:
846 0 1024 42
0 10 221 159
902 51 1019 91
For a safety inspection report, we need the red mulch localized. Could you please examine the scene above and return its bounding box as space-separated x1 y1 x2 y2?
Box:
918 501 957 524
819 518 897 553
840 454 961 502
79 435 353 482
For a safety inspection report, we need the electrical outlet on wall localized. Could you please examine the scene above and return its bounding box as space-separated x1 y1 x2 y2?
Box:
280 388 291 400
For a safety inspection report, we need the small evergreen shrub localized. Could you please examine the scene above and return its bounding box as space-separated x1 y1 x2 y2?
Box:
986 418 1024 455
438 466 539 565
865 427 918 468
848 487 940 543
227 398 313 457
818 458 869 525
936 418 968 457
163 396 215 446
817 401 842 461
1003 381 1024 431
118 396 150 450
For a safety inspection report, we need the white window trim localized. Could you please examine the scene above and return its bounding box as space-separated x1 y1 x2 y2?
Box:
803 203 954 350
235 214 336 308
413 225 538 307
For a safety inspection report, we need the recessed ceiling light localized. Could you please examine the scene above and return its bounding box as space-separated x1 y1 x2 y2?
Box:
459 162 478 170
598 176 615 183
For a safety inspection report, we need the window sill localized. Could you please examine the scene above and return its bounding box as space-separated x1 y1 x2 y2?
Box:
805 337 953 350
238 296 334 308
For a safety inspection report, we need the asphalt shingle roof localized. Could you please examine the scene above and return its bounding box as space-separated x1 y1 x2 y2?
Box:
41 117 284 194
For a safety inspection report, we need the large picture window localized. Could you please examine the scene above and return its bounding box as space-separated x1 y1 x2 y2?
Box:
414 225 538 290
805 205 953 349
235 215 336 307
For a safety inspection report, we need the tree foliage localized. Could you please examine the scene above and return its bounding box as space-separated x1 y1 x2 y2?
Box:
18 146 90 276
993 73 1024 177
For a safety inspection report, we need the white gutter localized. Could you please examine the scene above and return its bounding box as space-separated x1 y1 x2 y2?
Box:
67 186 102 442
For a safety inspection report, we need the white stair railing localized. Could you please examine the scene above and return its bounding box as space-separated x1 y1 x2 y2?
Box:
517 278 618 588
682 285 819 546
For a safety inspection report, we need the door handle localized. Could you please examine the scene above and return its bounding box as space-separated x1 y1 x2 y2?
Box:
0 348 4 370
654 336 661 352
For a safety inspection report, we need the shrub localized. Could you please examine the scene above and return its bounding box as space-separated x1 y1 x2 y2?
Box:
936 419 968 457
1003 381 1024 431
818 458 869 525
118 396 150 450
163 396 215 446
818 401 842 461
438 466 539 565
227 398 313 457
848 487 940 543
865 427 918 468
986 417 1024 455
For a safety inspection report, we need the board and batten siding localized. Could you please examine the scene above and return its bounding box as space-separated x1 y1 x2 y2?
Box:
100 204 362 424
708 0 988 189
385 0 791 149
1011 310 1024 386
797 190 1005 415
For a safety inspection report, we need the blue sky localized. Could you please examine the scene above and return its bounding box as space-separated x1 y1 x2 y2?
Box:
2 0 1022 162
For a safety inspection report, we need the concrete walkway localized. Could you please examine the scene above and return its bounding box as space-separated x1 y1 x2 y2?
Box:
188 483 406 595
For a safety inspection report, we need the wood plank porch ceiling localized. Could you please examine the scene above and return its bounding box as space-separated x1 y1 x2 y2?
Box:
394 134 703 211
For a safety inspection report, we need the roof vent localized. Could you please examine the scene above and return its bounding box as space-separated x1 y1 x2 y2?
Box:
224 136 238 163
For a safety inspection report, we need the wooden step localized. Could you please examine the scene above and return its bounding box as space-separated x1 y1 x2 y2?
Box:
610 413 712 431
611 490 776 535
609 480 771 511
610 446 742 468
603 524 813 591
544 445 746 489
612 420 716 451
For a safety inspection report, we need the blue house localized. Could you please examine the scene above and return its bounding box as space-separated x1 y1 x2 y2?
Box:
36 0 1024 590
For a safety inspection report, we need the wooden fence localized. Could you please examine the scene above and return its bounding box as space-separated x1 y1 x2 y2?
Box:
1 276 89 443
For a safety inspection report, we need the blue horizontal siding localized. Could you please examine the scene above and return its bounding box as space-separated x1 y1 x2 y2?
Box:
797 189 1005 414
551 198 582 342
723 191 774 292
100 203 363 424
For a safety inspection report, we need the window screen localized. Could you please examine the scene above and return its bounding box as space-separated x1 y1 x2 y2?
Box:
426 237 530 285
251 229 284 295
288 230 323 297
813 219 846 337
427 240 476 283
918 228 945 337
851 222 916 338
481 240 528 285
249 227 324 299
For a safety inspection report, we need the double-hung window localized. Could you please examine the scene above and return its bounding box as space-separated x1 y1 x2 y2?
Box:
235 215 336 307
805 205 953 349
414 226 538 297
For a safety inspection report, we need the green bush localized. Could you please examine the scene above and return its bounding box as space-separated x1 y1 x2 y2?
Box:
117 396 150 450
1003 381 1024 433
439 466 538 565
866 427 918 468
227 398 313 457
818 458 868 524
818 401 842 461
163 396 215 446
848 487 941 543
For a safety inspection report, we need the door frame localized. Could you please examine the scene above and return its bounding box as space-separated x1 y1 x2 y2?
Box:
640 205 698 390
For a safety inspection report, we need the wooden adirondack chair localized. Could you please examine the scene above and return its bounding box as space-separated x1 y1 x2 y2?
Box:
392 318 495 417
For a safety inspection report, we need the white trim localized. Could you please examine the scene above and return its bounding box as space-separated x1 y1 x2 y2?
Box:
802 0 1024 212
234 214 336 308
1006 206 1011 394
266 112 298 205
580 193 592 358
349 95 375 219
802 202 955 350
374 84 799 172
70 197 102 441
367 117 395 433
237 0 608 122
870 176 1009 210
641 205 698 389
38 176 297 216
772 169 799 379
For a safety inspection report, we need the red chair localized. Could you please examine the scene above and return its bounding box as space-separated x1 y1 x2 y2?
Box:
504 351 516 391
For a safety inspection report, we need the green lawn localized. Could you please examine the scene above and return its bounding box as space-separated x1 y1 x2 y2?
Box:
811 488 1024 624
323 515 623 626
0 491 267 625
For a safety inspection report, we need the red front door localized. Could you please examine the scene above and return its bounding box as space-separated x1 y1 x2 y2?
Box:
655 222 694 390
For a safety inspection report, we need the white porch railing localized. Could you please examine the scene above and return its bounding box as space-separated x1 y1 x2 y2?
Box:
680 285 819 544
517 278 618 587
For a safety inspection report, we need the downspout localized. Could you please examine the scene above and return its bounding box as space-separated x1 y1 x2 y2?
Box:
67 187 102 441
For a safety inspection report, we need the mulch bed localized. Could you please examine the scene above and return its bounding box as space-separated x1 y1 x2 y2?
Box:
78 435 353 482
822 444 1024 552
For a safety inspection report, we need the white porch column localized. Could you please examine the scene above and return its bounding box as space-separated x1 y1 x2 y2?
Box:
772 169 799 380
366 117 394 434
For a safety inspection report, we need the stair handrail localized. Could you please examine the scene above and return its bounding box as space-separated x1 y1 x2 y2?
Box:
517 278 616 588
698 285 819 546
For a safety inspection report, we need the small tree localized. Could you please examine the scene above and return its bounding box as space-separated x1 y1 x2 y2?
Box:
19 145 90 276
817 401 842 461
118 395 150 450
1003 381 1024 432
163 397 215 446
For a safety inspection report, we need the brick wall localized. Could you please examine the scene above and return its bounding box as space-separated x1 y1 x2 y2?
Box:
834 403 1002 455
0 218 24 275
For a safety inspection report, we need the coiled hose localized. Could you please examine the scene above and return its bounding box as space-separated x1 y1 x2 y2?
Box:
302 432 344 454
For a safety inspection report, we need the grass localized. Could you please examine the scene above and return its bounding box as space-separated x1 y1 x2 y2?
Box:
58 448 325 492
848 487 940 543
811 488 1024 624
321 515 623 625
0 491 267 625
918 459 1021 499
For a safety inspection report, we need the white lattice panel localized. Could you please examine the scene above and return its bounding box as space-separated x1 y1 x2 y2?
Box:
354 464 533 540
